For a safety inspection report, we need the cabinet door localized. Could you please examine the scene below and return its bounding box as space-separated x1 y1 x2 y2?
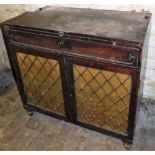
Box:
16 51 65 116
73 64 132 135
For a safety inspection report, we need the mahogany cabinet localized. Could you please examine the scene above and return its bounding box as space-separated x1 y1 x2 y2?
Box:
1 6 151 143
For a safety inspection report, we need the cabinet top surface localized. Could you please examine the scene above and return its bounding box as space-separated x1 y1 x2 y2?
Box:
5 6 151 43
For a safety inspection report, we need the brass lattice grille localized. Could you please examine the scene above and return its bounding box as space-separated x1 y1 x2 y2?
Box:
73 65 132 134
17 52 64 115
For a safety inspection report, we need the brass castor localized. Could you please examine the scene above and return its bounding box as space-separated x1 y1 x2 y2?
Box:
122 140 132 150
26 110 34 116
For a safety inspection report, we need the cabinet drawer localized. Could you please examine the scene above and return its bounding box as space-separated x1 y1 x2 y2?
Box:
8 30 140 68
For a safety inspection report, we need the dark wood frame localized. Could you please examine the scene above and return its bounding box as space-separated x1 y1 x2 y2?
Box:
1 24 144 144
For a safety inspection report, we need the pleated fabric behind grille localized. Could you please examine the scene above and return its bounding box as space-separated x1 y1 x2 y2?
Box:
17 52 65 116
73 64 132 135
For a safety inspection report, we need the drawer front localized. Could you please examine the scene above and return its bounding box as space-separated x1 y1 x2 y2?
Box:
8 30 139 68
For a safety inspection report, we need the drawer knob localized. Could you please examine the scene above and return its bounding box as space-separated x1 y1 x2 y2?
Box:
57 39 71 49
128 53 135 62
57 40 64 48
9 34 15 42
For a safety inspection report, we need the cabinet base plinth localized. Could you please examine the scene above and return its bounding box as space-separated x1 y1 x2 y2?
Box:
122 139 132 150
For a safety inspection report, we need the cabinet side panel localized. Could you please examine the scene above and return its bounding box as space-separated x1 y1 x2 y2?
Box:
138 19 151 118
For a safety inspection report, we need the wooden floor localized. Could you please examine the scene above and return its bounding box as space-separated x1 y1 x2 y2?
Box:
0 85 155 150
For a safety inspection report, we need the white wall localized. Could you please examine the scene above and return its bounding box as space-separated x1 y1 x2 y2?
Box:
0 5 27 69
0 4 155 99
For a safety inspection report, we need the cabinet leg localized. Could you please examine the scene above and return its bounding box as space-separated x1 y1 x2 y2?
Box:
122 139 132 150
26 110 34 116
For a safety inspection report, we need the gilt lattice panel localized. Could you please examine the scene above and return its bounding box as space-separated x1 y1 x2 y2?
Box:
73 65 132 135
17 52 64 115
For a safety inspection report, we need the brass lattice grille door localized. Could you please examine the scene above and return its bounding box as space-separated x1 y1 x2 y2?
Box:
73 64 132 135
16 52 65 116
